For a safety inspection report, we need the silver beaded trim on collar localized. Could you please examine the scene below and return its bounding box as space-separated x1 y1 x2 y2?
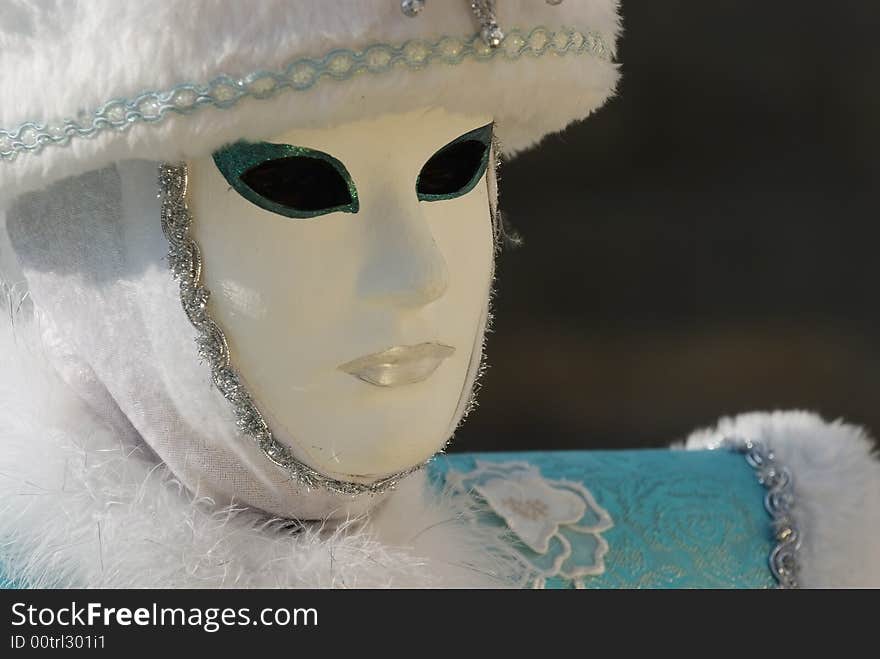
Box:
721 436 801 588
158 162 426 497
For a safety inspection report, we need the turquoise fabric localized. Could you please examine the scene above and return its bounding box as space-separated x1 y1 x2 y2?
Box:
1 449 775 589
429 449 776 589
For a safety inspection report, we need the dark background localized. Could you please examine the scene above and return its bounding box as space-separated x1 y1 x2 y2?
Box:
451 1 880 453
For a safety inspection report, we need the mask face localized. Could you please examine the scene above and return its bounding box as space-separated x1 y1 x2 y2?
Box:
187 108 495 482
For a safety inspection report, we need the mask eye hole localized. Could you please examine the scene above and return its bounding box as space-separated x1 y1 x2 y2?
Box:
241 156 353 212
213 142 359 219
416 123 493 202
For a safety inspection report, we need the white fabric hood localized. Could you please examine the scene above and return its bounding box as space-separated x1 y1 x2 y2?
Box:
5 160 387 519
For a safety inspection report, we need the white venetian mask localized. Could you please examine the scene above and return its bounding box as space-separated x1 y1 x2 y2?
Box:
184 108 496 487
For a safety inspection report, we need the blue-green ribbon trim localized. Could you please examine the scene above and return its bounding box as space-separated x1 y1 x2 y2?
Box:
0 26 612 162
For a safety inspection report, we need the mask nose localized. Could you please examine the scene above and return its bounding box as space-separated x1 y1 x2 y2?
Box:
356 201 449 309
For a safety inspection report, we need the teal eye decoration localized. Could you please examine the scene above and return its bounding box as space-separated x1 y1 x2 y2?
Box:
212 141 359 219
416 123 493 202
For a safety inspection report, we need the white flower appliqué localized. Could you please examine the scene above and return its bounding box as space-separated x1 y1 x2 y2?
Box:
445 460 613 588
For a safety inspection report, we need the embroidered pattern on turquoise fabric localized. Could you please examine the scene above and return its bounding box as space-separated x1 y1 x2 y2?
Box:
443 459 614 589
431 450 777 589
0 26 611 162
213 142 359 219
416 123 493 202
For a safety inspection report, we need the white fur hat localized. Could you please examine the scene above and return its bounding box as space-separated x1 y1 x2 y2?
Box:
0 0 620 204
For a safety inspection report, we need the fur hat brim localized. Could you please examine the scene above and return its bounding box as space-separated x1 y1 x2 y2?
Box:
0 0 620 205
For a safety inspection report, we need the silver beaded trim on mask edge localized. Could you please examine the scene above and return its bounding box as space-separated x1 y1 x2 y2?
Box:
721 437 801 588
158 162 427 498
